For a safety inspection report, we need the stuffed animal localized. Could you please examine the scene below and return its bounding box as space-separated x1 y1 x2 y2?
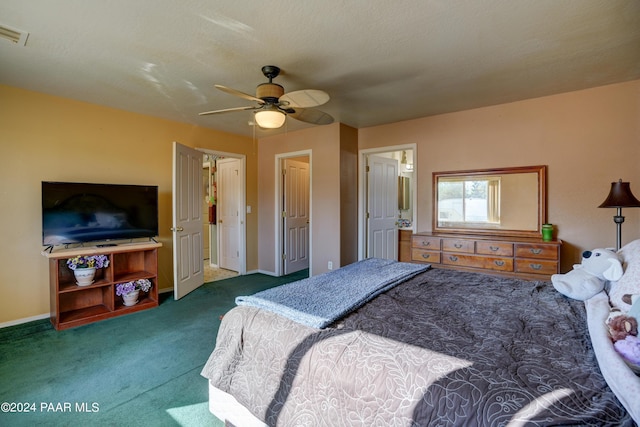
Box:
607 312 638 341
551 248 624 301
610 239 640 311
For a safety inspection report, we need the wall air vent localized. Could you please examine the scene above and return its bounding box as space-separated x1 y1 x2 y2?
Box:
0 24 29 46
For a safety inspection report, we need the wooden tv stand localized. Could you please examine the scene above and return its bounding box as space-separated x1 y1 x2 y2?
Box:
43 242 161 330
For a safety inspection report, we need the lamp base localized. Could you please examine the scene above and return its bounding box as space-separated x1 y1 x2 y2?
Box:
613 209 624 251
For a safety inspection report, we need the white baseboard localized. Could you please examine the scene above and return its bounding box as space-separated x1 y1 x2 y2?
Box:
0 313 50 329
251 269 277 276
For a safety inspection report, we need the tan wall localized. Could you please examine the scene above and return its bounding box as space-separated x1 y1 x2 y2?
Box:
358 80 640 271
0 85 257 324
339 124 359 266
3 79 639 324
257 123 343 275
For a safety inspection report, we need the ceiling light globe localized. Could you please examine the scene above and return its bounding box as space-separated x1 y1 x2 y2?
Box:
255 109 286 129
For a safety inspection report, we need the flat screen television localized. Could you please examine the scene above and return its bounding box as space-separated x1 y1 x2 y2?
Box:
42 181 159 247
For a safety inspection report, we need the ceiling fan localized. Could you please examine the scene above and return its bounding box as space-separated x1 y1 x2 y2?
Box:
199 65 334 129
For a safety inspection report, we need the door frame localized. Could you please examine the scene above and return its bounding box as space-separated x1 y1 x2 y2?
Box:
274 149 312 277
358 143 417 260
197 148 247 275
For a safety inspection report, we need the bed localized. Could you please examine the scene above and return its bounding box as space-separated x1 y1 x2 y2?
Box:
201 256 640 426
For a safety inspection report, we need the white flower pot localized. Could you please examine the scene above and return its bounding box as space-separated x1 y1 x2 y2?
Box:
74 267 96 286
122 290 140 306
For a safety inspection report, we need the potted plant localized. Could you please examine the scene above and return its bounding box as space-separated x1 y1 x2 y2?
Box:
116 279 152 306
66 255 110 286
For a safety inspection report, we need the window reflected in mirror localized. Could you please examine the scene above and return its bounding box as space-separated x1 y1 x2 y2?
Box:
433 166 546 237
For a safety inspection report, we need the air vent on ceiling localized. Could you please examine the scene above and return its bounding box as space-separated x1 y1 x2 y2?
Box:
0 24 29 46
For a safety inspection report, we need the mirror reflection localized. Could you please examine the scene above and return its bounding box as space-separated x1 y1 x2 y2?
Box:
433 166 546 237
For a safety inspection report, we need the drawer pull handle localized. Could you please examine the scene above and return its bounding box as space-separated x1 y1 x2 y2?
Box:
454 243 463 249
530 248 542 255
494 260 505 266
449 255 459 262
421 254 431 259
489 246 499 252
422 241 431 247
530 263 542 270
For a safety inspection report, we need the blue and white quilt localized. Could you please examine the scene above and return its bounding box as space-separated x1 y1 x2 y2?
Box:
236 258 430 328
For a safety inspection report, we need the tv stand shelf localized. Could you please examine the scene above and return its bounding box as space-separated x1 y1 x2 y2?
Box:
43 242 162 330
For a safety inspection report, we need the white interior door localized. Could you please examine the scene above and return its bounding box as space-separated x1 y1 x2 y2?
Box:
217 158 242 272
367 155 399 260
202 164 211 263
172 142 204 300
283 158 310 274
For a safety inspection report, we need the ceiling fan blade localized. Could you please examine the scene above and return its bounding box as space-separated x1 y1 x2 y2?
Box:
289 108 334 125
279 89 330 108
199 106 257 116
215 85 264 104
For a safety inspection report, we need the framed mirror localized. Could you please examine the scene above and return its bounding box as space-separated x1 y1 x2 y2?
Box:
433 165 546 237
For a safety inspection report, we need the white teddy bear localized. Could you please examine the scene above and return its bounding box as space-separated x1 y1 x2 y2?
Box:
551 248 624 301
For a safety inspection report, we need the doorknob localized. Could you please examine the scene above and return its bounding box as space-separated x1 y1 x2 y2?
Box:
170 227 184 232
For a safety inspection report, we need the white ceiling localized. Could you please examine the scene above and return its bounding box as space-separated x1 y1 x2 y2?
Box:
1 0 639 137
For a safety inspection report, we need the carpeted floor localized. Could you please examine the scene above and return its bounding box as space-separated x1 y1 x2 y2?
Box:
0 270 308 427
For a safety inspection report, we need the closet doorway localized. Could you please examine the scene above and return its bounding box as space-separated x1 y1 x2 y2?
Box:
276 151 311 277
202 152 244 282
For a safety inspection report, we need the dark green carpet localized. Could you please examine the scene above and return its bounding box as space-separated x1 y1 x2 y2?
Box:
0 270 308 427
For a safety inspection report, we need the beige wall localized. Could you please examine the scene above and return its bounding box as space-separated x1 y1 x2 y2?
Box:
359 80 640 270
258 123 355 275
3 79 639 325
339 124 359 266
0 85 257 324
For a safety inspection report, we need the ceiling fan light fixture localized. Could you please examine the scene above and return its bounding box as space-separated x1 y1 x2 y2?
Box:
254 107 286 129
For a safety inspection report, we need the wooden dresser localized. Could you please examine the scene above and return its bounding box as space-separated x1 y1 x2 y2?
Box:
411 232 561 280
398 229 413 262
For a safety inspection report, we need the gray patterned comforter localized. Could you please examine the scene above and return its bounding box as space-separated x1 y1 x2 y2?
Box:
201 268 632 426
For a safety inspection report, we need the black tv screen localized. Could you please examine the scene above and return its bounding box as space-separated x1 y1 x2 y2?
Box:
42 181 159 246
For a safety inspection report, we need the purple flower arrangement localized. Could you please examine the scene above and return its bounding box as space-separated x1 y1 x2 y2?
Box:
66 255 110 270
116 279 152 296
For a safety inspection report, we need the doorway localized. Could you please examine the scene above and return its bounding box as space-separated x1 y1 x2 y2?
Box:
201 152 243 282
358 145 416 260
276 151 311 277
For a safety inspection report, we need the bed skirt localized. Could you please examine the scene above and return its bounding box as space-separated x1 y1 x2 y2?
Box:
209 383 267 427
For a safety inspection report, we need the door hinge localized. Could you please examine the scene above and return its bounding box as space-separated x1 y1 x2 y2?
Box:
366 212 370 219
366 165 370 173
282 253 286 260
282 211 286 218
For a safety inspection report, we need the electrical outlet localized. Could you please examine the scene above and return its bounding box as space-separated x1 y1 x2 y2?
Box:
328 261 333 270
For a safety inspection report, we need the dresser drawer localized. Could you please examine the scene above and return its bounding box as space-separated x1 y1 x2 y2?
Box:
515 259 559 275
476 241 514 256
515 244 559 260
442 238 474 253
412 236 441 250
411 249 441 264
442 253 513 272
